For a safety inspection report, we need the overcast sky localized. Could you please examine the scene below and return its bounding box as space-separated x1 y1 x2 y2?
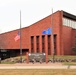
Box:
0 0 76 33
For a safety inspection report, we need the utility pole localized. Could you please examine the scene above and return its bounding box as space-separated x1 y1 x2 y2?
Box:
20 10 22 63
51 8 55 63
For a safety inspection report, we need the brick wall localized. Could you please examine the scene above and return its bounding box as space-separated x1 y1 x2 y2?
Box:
0 10 75 55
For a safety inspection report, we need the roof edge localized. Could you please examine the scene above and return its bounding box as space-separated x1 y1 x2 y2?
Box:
62 10 76 20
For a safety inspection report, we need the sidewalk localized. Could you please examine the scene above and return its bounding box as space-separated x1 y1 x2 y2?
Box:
0 62 76 69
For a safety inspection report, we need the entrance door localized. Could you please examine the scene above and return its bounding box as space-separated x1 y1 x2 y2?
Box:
0 50 10 60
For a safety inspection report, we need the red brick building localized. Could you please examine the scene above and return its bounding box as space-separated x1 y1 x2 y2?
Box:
0 10 76 59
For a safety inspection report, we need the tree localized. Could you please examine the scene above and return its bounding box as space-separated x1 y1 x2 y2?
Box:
72 36 76 53
72 47 76 53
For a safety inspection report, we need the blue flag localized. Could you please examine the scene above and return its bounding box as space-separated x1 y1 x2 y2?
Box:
42 28 51 35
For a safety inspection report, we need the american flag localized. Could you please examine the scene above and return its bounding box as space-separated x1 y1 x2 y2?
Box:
14 32 20 41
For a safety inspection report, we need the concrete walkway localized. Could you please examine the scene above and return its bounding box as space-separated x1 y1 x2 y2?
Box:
0 63 76 69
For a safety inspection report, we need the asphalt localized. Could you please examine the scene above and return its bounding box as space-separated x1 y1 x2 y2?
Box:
0 63 76 69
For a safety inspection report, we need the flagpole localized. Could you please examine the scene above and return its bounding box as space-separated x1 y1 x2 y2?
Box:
51 8 55 63
20 10 22 63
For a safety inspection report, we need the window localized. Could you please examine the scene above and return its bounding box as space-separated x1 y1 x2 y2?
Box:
63 18 67 26
70 20 72 27
75 22 76 29
67 19 69 27
63 17 76 29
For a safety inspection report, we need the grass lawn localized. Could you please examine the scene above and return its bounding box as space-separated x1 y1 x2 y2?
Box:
48 55 76 59
0 69 76 75
63 62 76 65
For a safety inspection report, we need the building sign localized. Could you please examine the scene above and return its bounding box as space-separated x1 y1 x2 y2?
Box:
28 53 46 62
0 50 7 52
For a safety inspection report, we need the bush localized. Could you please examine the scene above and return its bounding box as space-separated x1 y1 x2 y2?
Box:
72 47 76 52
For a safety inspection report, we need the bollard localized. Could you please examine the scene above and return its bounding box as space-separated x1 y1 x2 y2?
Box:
26 52 29 64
